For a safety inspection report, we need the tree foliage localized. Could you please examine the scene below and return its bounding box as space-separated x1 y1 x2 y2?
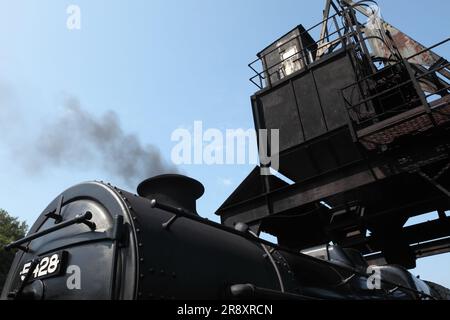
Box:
0 209 28 293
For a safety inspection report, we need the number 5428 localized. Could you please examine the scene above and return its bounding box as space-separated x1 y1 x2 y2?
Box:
19 253 63 281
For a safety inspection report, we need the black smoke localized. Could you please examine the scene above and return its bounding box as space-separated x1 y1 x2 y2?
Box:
1 93 178 188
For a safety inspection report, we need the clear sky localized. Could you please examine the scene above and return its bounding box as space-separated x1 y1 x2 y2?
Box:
0 0 449 288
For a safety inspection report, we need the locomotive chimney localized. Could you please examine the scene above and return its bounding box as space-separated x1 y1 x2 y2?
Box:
137 174 204 215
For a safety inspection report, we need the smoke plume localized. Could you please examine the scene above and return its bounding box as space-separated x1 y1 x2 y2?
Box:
6 95 179 188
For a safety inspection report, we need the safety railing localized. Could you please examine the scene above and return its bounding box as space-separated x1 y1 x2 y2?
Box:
342 37 450 137
248 6 381 90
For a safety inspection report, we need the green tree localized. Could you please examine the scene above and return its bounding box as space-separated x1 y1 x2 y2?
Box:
0 209 28 293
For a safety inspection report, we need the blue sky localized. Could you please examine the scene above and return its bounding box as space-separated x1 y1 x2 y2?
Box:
0 0 449 288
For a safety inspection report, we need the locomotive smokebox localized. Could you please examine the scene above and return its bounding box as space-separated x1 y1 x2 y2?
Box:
137 174 204 215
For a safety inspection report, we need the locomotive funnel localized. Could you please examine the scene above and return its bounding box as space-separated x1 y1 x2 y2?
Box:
137 174 204 215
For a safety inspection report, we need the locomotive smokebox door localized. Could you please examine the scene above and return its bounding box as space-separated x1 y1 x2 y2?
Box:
1 182 137 300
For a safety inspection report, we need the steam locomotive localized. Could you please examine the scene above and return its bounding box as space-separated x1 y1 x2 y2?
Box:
2 0 450 300
0 175 442 300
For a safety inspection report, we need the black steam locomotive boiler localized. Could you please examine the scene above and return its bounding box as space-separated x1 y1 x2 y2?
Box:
0 175 441 300
2 1 450 300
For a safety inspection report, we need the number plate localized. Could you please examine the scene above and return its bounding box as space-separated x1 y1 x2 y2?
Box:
19 251 67 282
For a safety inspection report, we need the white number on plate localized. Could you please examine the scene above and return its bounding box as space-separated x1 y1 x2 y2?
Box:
19 254 60 281
38 257 49 277
48 254 60 274
20 262 32 281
